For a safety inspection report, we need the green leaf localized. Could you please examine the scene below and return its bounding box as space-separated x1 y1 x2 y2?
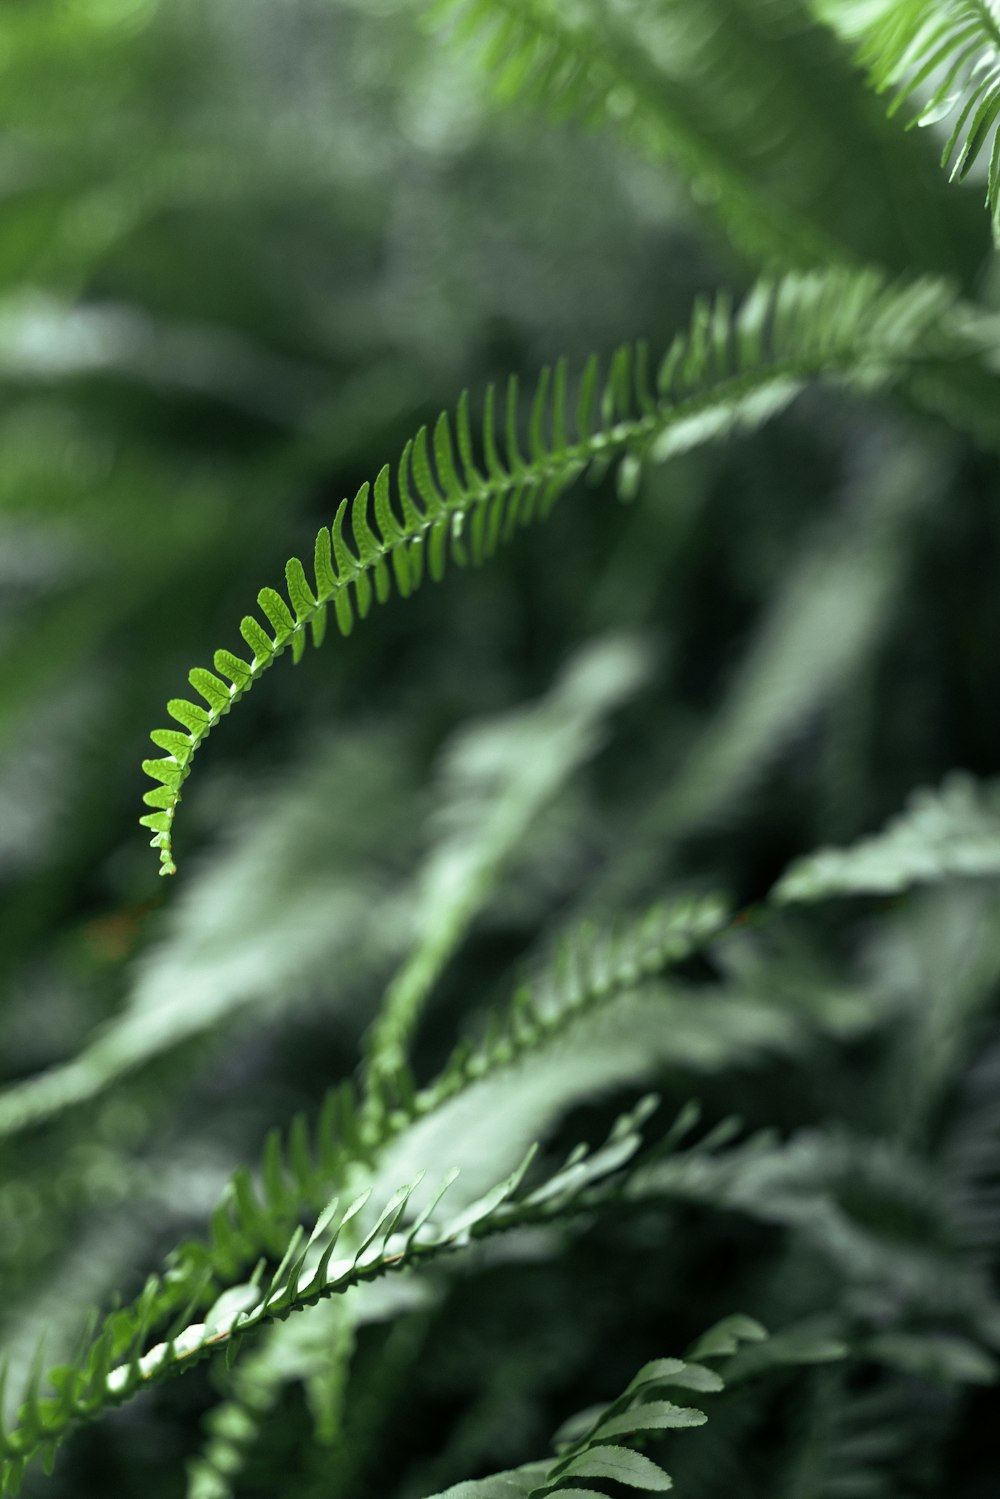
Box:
239 615 274 664
167 698 210 735
593 1401 707 1441
557 1444 672 1490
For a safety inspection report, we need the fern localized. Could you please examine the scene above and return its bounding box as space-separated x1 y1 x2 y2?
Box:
773 772 1000 902
0 883 731 1493
361 634 653 1093
11 3 1000 1494
142 267 985 876
431 0 838 266
78 894 729 1388
0 1093 672 1492
817 0 1000 239
0 636 647 1142
422 1314 767 1499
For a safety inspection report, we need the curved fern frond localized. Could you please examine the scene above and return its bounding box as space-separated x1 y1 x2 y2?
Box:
773 773 1000 903
816 0 1000 239
143 267 984 875
0 1094 664 1492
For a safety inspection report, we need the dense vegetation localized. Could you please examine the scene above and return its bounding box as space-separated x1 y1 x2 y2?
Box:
3 1 1000 1494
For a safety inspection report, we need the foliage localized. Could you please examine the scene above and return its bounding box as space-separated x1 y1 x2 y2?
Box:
3 1 1000 1496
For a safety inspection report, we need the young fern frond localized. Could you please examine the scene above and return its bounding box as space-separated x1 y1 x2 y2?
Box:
773 773 1000 903
142 267 983 876
817 0 1000 238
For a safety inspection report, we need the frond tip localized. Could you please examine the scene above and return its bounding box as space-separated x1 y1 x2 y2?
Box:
142 268 980 874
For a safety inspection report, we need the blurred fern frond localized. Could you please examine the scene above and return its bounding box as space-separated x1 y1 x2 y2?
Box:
431 0 838 265
773 773 1000 902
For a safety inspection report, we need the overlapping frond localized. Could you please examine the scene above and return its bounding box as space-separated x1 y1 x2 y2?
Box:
0 887 729 1494
108 894 730 1365
361 634 654 1097
0 1094 668 1492
143 267 983 875
816 0 1000 238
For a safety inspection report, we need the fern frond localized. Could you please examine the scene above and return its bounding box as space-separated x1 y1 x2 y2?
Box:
420 1315 761 1499
368 890 729 1147
773 772 1000 903
142 268 983 875
0 1095 662 1492
816 0 1000 239
0 889 725 1472
425 1317 781 1499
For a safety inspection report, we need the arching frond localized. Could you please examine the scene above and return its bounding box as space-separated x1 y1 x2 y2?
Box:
142 268 985 876
773 773 1000 903
816 0 1000 239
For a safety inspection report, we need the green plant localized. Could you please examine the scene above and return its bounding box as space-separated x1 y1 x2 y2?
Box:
4 1 1000 1495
